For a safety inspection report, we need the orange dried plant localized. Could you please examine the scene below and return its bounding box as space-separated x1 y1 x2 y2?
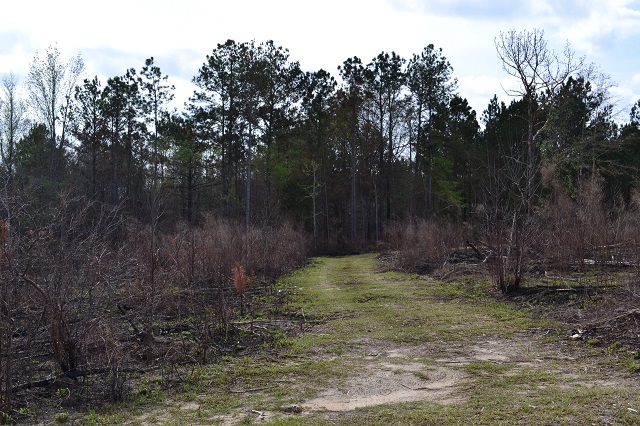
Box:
0 220 8 245
232 261 250 295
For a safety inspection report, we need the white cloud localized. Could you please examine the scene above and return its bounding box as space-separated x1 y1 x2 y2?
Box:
625 72 640 102
550 1 640 54
388 0 527 19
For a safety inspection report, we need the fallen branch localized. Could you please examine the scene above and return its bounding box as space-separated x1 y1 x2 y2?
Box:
399 383 432 391
229 385 277 394
12 365 160 392
231 319 305 326
582 309 640 328
251 410 265 418
466 240 484 259
581 259 638 268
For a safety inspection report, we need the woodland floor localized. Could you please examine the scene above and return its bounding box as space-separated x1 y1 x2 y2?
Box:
24 254 640 425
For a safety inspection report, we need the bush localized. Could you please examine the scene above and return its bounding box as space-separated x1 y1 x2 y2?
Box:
386 219 464 273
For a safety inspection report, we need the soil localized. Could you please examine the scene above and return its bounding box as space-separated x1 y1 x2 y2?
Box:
303 364 465 411
290 337 634 419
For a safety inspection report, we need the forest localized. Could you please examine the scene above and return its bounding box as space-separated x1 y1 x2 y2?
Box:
1 27 640 420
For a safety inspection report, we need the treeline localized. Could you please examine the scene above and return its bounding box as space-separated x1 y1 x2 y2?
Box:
2 40 640 249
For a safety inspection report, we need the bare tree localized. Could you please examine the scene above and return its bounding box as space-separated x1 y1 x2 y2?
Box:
26 44 84 153
491 28 583 292
0 73 29 190
0 219 14 414
495 28 583 217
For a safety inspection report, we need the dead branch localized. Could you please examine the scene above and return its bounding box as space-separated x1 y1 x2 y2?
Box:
399 383 432 391
466 240 484 259
581 309 640 328
11 366 160 392
229 385 277 393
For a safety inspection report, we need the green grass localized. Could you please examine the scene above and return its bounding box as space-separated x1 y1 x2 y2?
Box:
283 254 547 350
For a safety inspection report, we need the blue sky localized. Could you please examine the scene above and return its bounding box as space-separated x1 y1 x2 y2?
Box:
1 0 639 120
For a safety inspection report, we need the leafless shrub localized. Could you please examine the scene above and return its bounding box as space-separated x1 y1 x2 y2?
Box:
0 192 307 413
0 194 138 412
142 216 308 363
620 190 640 298
247 222 308 277
536 177 633 274
480 205 540 293
98 323 128 402
386 219 464 273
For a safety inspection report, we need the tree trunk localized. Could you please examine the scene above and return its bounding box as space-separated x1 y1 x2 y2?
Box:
350 106 357 247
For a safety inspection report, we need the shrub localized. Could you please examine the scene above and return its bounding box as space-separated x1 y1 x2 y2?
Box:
386 219 463 273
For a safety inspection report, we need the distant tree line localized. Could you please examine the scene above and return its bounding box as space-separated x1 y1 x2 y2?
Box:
1 38 639 252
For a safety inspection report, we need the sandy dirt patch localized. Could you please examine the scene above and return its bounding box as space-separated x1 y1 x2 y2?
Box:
303 358 467 412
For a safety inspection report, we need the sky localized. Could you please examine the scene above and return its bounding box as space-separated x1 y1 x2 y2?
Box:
1 0 639 121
